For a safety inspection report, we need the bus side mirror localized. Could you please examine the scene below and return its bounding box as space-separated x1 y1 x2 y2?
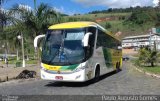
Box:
34 35 45 52
82 32 92 47
118 46 122 50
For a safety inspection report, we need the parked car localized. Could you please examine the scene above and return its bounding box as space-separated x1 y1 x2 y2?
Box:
123 56 129 61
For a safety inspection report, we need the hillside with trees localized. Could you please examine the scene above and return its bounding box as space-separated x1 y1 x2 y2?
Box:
66 6 160 39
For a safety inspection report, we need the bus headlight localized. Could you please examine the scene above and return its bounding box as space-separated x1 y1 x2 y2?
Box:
73 66 85 72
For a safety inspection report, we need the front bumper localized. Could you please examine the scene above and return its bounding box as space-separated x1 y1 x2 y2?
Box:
40 69 86 82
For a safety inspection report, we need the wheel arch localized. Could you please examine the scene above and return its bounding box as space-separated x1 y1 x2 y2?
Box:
93 63 100 78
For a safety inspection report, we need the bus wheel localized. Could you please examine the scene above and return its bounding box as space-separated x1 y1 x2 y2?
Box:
116 62 121 73
119 62 122 71
93 66 100 83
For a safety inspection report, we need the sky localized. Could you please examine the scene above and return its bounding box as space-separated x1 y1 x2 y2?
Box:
2 0 159 15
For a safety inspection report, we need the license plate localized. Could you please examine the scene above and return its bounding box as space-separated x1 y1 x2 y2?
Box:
55 76 63 80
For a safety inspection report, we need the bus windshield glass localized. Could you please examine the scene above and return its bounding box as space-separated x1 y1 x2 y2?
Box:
42 28 85 66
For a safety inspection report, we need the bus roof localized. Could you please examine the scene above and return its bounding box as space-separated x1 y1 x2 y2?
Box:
48 21 121 41
48 21 97 30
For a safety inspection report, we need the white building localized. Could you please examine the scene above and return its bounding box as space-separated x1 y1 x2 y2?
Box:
122 34 160 50
19 4 32 11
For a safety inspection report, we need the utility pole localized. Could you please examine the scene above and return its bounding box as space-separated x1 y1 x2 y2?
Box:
17 32 25 67
149 29 152 49
21 32 25 67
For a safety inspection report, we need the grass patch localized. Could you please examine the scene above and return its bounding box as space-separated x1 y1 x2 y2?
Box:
2 59 37 64
70 13 131 20
26 60 37 64
131 53 139 57
131 59 160 74
140 66 160 74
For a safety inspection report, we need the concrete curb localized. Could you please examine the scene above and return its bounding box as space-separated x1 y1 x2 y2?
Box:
0 78 41 86
0 75 40 83
133 64 160 79
0 75 15 83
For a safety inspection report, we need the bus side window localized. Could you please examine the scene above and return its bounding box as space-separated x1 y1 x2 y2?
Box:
96 29 118 49
96 29 109 48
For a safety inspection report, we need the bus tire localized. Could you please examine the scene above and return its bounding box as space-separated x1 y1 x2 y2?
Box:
116 62 121 73
93 66 100 83
119 62 122 71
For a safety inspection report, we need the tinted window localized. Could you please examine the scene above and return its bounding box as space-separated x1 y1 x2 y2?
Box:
96 29 120 49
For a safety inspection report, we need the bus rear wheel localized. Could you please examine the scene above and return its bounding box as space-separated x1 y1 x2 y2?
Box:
116 62 121 72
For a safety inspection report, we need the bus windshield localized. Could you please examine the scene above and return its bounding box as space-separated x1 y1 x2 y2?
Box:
42 28 85 66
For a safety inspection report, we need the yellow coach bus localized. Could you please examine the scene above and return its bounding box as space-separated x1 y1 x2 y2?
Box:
34 21 122 82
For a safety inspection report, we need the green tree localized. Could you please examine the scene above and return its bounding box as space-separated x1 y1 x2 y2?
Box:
138 46 158 67
105 22 111 29
125 10 156 25
155 13 160 27
7 3 61 62
10 3 60 39
0 9 14 59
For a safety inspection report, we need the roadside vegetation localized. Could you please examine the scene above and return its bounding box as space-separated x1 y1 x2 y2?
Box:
0 1 61 65
1 59 37 65
140 66 160 74
134 45 160 75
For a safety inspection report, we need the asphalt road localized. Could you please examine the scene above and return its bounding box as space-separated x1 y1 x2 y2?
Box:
0 61 160 95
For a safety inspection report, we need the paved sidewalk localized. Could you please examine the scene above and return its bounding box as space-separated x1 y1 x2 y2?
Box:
0 62 40 82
